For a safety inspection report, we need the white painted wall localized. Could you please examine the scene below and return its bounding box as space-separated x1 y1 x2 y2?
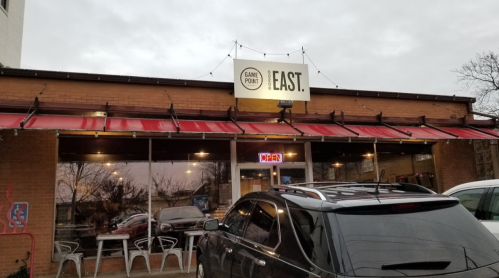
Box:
0 0 25 68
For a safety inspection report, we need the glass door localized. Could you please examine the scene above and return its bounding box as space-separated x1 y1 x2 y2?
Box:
238 165 273 198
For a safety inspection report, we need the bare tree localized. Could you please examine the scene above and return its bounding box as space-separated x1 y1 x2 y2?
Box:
152 172 199 207
455 51 499 115
93 178 147 228
56 162 126 224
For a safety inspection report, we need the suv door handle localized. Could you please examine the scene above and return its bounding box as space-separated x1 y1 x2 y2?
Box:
225 248 233 254
254 259 266 266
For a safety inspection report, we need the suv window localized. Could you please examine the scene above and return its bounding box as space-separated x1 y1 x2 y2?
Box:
449 188 485 215
331 203 499 276
243 201 279 247
223 200 253 236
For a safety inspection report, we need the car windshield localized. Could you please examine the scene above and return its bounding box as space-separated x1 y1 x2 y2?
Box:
159 206 204 221
330 203 499 277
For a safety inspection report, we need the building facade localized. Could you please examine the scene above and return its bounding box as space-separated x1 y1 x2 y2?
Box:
0 67 498 276
0 0 25 68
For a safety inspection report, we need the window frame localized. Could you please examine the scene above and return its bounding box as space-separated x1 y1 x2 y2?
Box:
239 199 282 251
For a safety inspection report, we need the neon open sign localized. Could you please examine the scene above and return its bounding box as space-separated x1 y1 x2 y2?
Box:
259 153 283 163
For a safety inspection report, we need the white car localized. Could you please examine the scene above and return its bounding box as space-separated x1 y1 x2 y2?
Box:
443 179 499 240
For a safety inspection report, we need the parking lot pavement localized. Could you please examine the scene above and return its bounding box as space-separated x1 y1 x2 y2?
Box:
40 268 196 278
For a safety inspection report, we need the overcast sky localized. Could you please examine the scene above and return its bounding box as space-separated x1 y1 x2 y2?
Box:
21 0 499 97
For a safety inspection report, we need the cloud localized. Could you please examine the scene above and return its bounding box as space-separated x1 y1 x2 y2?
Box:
21 0 499 97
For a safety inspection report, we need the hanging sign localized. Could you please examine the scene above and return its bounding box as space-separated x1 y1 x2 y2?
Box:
234 59 310 101
259 152 283 163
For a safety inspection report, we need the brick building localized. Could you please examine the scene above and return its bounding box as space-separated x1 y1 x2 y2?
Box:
0 67 498 276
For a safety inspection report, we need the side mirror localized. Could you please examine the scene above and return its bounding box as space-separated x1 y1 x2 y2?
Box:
205 213 212 219
204 219 219 231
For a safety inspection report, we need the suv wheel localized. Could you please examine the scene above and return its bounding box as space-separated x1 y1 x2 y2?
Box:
197 255 208 278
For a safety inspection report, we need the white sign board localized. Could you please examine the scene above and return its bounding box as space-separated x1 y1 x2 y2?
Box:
234 59 310 101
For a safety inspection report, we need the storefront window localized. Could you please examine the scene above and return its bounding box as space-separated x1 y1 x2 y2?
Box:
312 142 375 182
54 137 230 258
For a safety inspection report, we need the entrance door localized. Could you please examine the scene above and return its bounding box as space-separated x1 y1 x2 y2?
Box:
238 165 273 198
276 164 307 185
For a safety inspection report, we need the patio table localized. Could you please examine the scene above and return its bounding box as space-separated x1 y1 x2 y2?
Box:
93 234 130 278
184 230 205 273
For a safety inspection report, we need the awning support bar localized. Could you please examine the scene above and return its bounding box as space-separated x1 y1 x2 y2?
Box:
280 108 304 136
377 112 412 136
464 125 499 139
330 111 360 136
421 116 459 138
228 106 245 134
103 102 109 131
168 103 180 133
20 96 39 129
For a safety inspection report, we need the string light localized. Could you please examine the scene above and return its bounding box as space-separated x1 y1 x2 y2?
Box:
399 139 403 144
168 132 171 139
321 136 324 142
234 133 237 140
469 139 473 145
446 139 450 145
424 139 427 144
133 132 136 138
95 131 98 138
374 138 377 144
304 52 342 89
348 137 351 143
14 129 18 136
202 133 205 140
55 130 59 137
293 135 296 141
191 43 236 80
264 134 267 141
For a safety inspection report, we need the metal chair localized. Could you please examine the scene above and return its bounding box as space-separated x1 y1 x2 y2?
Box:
54 241 86 278
128 237 154 274
157 236 183 273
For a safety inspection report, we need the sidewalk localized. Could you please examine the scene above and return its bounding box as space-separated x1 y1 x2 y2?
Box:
38 268 196 278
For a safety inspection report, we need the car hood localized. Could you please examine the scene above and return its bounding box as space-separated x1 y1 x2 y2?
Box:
161 217 210 229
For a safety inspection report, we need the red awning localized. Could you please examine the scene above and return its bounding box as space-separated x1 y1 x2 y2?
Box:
1 113 498 139
0 113 104 130
294 124 361 137
237 122 301 136
176 120 241 134
439 128 499 140
107 118 176 132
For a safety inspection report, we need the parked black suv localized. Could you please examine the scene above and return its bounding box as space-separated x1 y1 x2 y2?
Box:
197 182 499 277
152 206 211 246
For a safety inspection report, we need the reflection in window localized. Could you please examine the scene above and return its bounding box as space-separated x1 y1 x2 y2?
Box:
289 208 333 272
244 201 279 247
55 162 148 258
223 201 253 236
450 188 485 216
487 188 499 220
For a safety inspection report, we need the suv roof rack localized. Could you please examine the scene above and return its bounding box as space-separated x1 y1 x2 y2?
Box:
269 182 435 202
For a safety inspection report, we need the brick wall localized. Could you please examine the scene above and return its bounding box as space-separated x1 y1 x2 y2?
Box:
433 140 478 192
0 76 468 119
0 130 56 277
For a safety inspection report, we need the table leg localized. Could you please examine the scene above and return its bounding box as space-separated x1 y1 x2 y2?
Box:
187 235 194 273
93 240 103 278
123 239 130 277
